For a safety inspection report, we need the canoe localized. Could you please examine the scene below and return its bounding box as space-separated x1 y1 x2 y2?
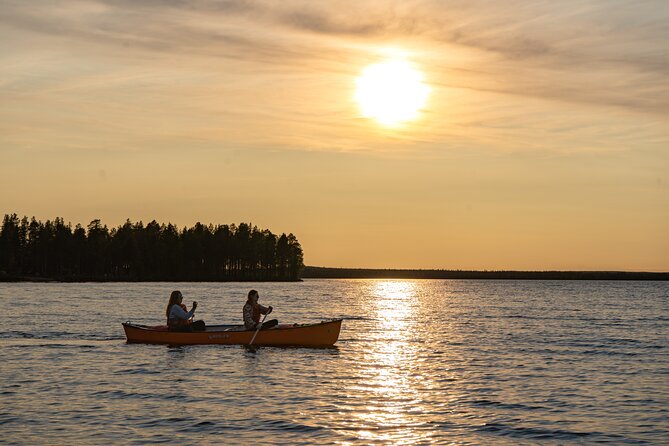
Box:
122 319 342 347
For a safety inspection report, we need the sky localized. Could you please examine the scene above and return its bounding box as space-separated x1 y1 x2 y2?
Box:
1 0 668 271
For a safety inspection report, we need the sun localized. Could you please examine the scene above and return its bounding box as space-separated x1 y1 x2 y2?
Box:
355 58 430 127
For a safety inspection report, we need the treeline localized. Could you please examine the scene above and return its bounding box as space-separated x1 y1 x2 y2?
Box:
0 214 304 281
303 267 669 281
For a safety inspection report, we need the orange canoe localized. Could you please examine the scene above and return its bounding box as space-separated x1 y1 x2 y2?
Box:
122 319 342 347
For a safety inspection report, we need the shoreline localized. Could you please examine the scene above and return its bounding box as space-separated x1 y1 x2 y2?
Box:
0 276 303 283
301 267 669 281
2 269 668 282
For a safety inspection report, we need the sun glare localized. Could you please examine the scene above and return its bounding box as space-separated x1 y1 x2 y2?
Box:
356 59 430 127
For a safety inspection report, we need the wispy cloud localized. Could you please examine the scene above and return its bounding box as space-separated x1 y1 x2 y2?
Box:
1 0 668 159
3 0 668 116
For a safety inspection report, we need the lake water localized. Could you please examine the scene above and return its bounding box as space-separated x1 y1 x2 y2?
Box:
1 280 668 445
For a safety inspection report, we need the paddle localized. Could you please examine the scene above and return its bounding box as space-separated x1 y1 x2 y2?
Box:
249 312 268 346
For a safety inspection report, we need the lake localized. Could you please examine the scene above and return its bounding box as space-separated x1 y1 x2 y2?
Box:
1 280 668 444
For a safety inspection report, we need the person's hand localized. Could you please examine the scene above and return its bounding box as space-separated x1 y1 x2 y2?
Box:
267 305 273 314
192 301 198 310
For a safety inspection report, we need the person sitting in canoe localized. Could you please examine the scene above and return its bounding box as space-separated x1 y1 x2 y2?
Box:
243 290 278 330
166 290 206 331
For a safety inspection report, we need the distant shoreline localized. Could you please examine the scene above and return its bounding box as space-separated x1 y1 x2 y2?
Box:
0 275 302 283
2 268 668 282
302 266 669 281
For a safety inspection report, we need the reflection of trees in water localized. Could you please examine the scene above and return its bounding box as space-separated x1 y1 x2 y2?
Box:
0 214 304 281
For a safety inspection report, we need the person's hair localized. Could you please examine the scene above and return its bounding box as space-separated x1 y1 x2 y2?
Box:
166 290 182 318
247 289 258 302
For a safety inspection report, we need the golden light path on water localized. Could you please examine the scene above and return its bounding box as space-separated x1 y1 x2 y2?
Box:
350 281 434 444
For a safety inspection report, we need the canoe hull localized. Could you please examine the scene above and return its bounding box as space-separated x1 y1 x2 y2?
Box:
122 319 342 347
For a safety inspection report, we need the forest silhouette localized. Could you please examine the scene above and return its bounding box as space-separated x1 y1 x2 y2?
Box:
0 214 303 281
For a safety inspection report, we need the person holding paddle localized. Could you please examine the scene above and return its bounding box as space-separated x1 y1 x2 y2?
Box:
166 290 206 331
243 289 278 330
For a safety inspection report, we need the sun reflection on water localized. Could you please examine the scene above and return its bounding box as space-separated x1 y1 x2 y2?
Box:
346 281 436 444
373 281 415 330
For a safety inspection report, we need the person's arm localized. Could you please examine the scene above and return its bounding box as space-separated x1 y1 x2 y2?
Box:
170 304 196 321
258 303 271 315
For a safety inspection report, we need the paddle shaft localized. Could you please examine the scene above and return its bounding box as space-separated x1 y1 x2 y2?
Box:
249 312 268 346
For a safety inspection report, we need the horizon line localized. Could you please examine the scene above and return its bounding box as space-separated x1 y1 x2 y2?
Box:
305 266 669 274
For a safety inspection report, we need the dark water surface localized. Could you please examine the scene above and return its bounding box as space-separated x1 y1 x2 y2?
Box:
1 280 668 445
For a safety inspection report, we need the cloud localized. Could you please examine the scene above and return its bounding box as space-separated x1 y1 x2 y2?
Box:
4 0 666 116
1 0 668 158
261 0 669 115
